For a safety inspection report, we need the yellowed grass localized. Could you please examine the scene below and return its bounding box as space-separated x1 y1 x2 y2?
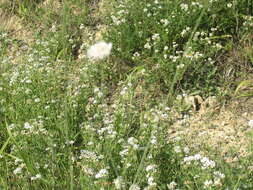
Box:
38 0 62 12
168 97 253 163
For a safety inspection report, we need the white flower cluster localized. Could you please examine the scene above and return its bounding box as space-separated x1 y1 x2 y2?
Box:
144 164 158 189
79 150 98 161
183 47 203 60
9 120 48 137
152 33 160 41
183 154 216 169
127 137 139 150
200 156 216 169
160 18 169 27
243 15 253 30
31 174 42 181
167 181 177 190
180 3 189 12
129 184 141 190
180 26 191 37
95 168 108 179
113 176 126 189
203 171 225 188
110 5 128 26
94 87 103 98
119 136 139 160
13 159 26 175
120 82 132 97
81 165 95 176
191 2 203 8
97 124 117 139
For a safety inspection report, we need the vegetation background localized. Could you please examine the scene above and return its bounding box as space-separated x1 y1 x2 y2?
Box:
0 0 253 189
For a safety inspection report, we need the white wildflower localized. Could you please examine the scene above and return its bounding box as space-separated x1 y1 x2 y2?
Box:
194 154 202 160
167 181 177 190
24 122 33 129
34 98 40 103
147 176 157 186
146 164 157 172
213 171 225 179
177 64 184 69
152 33 160 41
150 136 157 145
181 27 191 37
128 137 139 150
201 157 216 169
82 165 94 176
13 163 25 175
25 79 32 83
227 3 232 8
133 52 140 57
94 87 100 93
129 184 140 190
204 180 213 188
126 163 132 168
87 41 112 60
95 169 108 179
214 178 222 186
183 147 190 154
79 150 97 161
180 3 189 11
114 176 125 189
31 174 42 181
144 42 151 49
174 146 181 153
79 24 85 30
161 19 169 27
215 43 223 49
13 167 22 175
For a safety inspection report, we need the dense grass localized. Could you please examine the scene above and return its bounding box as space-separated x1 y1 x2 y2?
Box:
0 0 253 189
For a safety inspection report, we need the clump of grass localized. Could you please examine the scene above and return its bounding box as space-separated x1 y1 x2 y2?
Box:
235 79 253 98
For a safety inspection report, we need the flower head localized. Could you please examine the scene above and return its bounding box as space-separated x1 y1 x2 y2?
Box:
87 41 112 60
95 168 108 179
129 184 140 190
114 176 125 189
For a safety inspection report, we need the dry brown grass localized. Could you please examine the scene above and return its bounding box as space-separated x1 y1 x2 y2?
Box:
0 7 34 44
168 95 253 163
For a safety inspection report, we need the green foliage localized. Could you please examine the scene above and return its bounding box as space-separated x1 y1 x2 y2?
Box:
0 0 253 189
105 0 251 96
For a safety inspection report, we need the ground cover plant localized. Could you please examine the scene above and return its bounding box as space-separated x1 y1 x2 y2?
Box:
0 0 253 189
